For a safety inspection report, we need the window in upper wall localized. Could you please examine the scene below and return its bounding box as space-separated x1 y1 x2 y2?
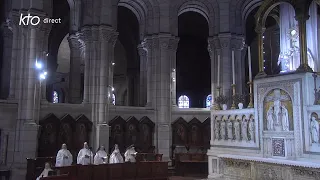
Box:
206 94 212 108
178 95 189 108
112 93 116 105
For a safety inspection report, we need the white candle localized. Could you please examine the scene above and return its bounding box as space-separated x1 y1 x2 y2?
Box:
232 50 235 84
217 54 220 87
248 46 252 81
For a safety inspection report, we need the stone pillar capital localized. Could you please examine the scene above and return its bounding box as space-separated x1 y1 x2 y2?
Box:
231 36 245 51
68 33 83 50
99 26 119 46
295 13 310 22
142 37 153 51
168 37 179 51
217 33 232 49
255 27 266 34
207 36 220 52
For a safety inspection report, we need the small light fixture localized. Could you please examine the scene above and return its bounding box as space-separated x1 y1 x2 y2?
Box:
112 87 115 91
46 53 49 56
112 62 115 66
172 68 175 72
291 29 296 36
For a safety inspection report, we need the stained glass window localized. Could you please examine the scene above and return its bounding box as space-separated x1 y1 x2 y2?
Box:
178 95 189 108
206 94 212 108
53 91 59 103
112 93 116 105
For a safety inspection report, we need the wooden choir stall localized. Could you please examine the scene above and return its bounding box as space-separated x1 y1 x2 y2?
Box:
171 117 210 176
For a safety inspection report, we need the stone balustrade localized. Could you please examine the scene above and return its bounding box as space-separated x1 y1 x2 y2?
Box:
211 108 256 148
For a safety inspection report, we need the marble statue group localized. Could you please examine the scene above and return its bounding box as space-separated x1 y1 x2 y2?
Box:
266 90 290 131
37 142 137 180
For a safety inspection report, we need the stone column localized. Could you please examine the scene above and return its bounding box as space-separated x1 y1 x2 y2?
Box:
154 34 175 161
138 44 147 106
208 37 218 100
68 34 82 103
231 36 245 94
169 38 179 106
142 37 153 107
80 28 91 104
296 13 313 72
255 27 267 78
218 33 232 98
1 25 13 99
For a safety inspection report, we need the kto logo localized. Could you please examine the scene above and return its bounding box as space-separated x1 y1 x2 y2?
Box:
19 13 41 25
19 13 62 26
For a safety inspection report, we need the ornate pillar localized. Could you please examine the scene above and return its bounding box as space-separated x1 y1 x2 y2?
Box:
169 38 179 106
296 13 313 72
207 37 217 100
68 34 82 103
255 27 267 78
80 28 91 104
138 44 147 106
142 37 153 107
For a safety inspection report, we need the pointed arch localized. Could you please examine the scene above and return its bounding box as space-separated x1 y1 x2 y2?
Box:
178 95 190 108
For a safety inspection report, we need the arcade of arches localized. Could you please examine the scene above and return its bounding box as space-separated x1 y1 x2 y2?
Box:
1 0 320 179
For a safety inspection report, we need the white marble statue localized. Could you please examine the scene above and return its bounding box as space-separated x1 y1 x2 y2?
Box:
77 142 94 165
281 106 289 131
220 121 226 140
109 144 124 164
94 145 108 165
242 119 248 141
310 116 319 143
248 118 254 141
55 144 73 167
227 120 233 140
215 121 220 140
274 100 281 125
267 107 274 130
124 145 137 162
36 162 53 180
234 120 240 141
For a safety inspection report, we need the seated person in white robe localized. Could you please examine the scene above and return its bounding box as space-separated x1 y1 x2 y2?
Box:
55 143 73 167
124 145 137 163
36 162 53 180
94 145 108 165
109 144 124 164
77 142 94 165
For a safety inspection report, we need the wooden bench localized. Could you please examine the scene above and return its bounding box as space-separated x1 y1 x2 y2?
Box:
175 153 208 176
135 153 163 162
40 174 70 180
53 162 168 180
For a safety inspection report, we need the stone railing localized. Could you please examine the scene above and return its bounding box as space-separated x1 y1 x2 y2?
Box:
211 108 256 148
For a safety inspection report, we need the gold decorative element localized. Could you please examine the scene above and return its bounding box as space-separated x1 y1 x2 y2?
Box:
256 32 267 78
231 84 236 109
247 81 253 108
296 14 313 72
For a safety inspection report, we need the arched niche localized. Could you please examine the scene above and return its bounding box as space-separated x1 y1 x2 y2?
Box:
59 114 75 153
109 116 126 152
74 114 92 152
38 114 61 157
125 116 139 148
187 118 202 147
139 116 155 152
172 117 188 146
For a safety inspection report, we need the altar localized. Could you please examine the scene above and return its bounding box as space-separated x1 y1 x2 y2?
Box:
207 1 320 179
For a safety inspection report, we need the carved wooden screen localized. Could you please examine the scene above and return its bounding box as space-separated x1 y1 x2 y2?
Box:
125 116 139 149
38 114 61 157
74 114 92 153
59 114 76 155
187 118 202 147
109 116 126 153
202 117 211 149
172 118 188 146
139 116 155 152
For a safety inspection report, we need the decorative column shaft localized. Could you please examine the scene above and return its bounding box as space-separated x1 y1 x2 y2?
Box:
231 36 245 94
255 28 267 78
218 33 232 97
296 14 313 72
207 37 218 101
68 34 82 103
138 44 147 106
169 38 179 106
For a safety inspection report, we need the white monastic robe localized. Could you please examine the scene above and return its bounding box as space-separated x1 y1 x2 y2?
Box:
94 150 108 165
36 168 53 180
77 148 94 165
109 148 124 164
124 148 137 162
55 149 73 167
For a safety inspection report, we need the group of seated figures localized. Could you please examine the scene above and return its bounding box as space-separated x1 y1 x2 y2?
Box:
37 142 137 180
